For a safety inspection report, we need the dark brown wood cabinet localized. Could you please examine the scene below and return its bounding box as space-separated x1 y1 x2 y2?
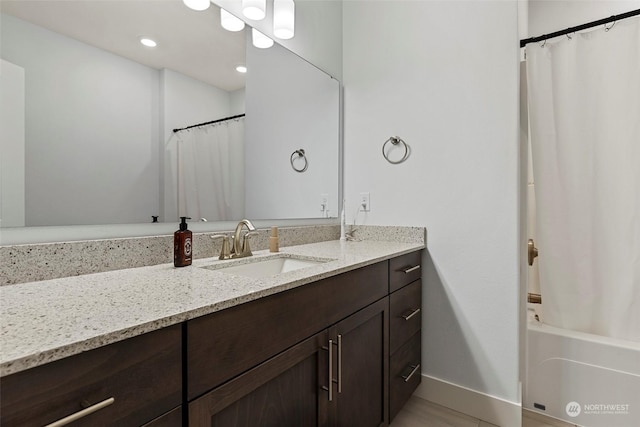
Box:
329 298 389 427
1 250 422 427
0 325 182 427
186 262 388 401
387 251 423 423
187 263 391 427
189 331 329 427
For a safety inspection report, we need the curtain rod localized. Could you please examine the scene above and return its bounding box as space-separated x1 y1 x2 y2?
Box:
173 113 245 133
520 8 640 48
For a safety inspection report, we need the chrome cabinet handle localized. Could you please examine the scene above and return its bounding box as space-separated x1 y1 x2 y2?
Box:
401 364 421 383
337 334 342 394
402 265 421 274
45 397 115 427
401 308 421 321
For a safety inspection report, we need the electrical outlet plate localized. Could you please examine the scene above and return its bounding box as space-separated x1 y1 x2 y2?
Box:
320 193 329 212
360 192 370 212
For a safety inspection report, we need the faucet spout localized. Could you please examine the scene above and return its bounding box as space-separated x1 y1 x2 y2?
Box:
233 219 256 256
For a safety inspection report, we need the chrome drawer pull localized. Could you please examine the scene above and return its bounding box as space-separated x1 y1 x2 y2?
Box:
328 339 334 401
401 364 421 382
401 308 421 321
337 334 342 394
45 397 115 427
402 265 421 274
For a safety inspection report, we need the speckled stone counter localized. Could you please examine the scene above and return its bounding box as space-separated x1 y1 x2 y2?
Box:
1 235 425 377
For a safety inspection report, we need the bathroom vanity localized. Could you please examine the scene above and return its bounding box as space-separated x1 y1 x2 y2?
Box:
0 239 423 426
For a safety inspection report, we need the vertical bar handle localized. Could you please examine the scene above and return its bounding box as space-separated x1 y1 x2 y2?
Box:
327 339 334 401
337 334 342 393
45 397 115 427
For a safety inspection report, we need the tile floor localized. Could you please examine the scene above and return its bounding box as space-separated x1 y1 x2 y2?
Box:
391 396 579 427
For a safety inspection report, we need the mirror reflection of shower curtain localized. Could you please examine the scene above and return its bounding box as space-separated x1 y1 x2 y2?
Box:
176 118 244 222
526 18 640 342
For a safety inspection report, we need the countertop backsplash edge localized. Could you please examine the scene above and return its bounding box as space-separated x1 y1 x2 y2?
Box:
1 225 426 285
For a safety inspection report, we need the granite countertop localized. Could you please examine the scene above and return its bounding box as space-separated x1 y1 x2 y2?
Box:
0 239 424 377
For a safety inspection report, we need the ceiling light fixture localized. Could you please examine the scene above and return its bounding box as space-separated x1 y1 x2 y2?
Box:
273 0 294 39
242 0 266 21
220 9 245 32
252 28 274 48
183 0 210 11
139 37 157 48
236 65 248 73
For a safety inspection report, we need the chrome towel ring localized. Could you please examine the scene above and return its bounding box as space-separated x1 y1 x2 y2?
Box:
290 149 308 173
382 136 410 164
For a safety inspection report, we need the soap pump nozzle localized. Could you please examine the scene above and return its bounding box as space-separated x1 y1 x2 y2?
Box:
179 216 190 231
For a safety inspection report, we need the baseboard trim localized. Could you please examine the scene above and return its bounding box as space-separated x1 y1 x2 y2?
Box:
414 374 521 427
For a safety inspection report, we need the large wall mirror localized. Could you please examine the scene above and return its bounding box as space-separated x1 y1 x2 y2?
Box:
0 0 340 243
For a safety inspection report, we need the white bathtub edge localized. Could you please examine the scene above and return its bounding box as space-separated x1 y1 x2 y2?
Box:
414 374 521 427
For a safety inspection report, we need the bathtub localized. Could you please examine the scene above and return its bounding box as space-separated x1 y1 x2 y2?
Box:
525 310 640 427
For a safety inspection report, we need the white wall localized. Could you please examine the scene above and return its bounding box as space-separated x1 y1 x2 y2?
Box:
0 60 26 227
1 14 160 226
229 88 246 116
244 40 339 219
212 0 343 80
343 0 521 419
161 69 233 141
528 0 640 36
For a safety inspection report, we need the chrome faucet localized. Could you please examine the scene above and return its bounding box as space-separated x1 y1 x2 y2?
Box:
231 219 257 258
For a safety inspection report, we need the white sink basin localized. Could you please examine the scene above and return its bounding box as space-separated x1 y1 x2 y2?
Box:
202 255 332 278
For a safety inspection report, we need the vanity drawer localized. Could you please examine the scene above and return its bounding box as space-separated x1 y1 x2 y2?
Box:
0 325 182 427
389 251 422 293
389 279 422 354
187 261 388 400
389 332 422 422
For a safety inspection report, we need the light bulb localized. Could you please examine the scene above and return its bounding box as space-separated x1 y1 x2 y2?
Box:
252 28 274 49
220 9 245 32
139 37 157 47
183 0 210 11
242 0 266 21
273 0 294 39
236 65 247 73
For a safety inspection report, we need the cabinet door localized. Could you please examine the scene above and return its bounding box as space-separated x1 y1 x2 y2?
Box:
189 330 330 427
329 297 389 427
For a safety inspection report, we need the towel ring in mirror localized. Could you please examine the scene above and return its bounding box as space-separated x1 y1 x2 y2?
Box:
382 136 410 164
290 149 308 173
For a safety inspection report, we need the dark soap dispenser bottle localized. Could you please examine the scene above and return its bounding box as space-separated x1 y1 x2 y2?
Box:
174 217 192 267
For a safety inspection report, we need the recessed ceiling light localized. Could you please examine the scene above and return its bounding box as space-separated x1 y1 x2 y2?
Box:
140 37 157 48
236 66 247 73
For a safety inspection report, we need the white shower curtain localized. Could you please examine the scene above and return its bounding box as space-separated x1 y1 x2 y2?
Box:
176 118 245 222
526 18 640 342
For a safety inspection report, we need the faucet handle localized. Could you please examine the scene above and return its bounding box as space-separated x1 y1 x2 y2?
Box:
241 231 259 256
211 235 231 260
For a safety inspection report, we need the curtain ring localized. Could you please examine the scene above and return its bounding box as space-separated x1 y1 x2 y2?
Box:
382 136 409 164
604 20 616 32
290 149 308 173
